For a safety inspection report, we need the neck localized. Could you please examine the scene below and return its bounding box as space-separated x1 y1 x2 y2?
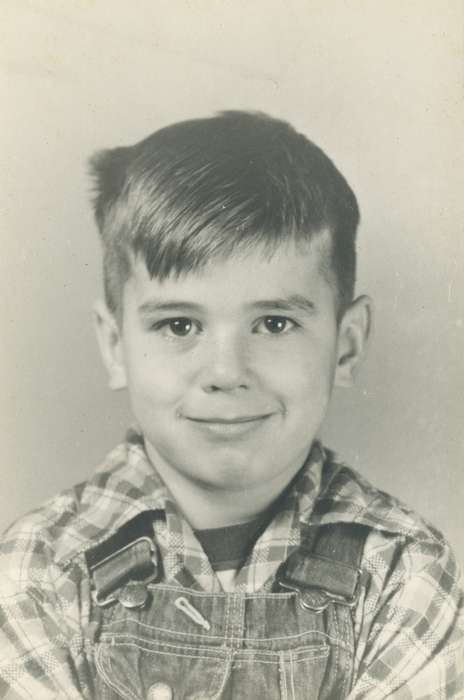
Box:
171 484 276 529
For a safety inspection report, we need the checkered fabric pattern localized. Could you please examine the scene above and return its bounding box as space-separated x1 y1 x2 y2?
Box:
0 429 462 698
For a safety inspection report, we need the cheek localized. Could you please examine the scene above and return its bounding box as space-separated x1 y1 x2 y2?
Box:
126 351 186 408
260 339 336 398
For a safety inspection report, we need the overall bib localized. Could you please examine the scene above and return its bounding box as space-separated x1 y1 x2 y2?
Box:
85 512 367 700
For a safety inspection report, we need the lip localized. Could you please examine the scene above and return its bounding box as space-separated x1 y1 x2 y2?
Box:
186 414 273 437
189 414 272 424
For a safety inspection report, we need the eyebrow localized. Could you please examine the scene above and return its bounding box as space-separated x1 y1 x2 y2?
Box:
248 295 316 314
138 301 204 315
138 295 315 315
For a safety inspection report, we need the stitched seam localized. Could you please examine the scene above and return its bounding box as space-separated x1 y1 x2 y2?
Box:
210 651 233 700
224 594 232 645
146 584 296 600
232 594 242 651
99 642 229 661
228 595 236 649
102 620 335 643
340 606 349 697
343 606 356 697
99 638 228 655
232 652 329 665
237 595 245 650
234 595 241 650
234 646 329 658
98 636 330 658
290 651 296 700
95 645 140 700
279 653 288 700
331 606 340 695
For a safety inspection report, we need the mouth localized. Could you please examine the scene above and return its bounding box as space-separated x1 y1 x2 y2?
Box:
190 414 272 424
185 414 274 437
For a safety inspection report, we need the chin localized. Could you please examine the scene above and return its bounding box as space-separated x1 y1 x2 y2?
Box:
193 461 259 492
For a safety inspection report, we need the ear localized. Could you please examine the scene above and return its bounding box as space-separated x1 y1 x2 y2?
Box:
93 300 127 390
334 295 373 388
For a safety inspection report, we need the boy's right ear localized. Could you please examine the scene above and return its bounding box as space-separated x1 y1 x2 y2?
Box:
93 300 127 390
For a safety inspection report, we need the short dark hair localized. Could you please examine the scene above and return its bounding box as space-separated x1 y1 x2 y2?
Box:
90 111 360 318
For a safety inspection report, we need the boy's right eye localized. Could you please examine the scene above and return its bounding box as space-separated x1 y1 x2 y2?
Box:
152 317 199 337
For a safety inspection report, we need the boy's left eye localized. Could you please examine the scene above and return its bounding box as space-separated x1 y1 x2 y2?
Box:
254 315 298 334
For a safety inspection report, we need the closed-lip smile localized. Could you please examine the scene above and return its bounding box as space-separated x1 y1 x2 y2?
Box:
185 413 274 437
188 414 272 424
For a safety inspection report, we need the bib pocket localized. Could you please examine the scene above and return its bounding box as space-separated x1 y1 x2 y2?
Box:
95 636 331 700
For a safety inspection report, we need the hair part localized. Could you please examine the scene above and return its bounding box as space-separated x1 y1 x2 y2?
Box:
90 111 359 320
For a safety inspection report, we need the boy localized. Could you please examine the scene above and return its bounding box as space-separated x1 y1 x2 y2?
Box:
0 111 462 699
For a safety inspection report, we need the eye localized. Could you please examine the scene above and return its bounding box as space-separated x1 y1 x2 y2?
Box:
254 315 298 335
169 318 194 336
153 317 199 337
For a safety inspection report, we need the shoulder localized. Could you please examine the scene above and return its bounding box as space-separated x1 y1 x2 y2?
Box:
313 451 462 590
315 457 464 694
314 449 448 542
0 434 164 585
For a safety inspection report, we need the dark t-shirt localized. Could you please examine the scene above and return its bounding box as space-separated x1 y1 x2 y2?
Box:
194 513 270 571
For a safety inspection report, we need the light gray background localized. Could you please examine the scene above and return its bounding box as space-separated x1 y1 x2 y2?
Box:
1 1 463 560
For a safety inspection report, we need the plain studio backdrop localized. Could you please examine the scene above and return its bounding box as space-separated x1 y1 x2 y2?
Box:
1 1 463 561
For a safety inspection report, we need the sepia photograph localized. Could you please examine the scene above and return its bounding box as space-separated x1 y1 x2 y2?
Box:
1 1 463 697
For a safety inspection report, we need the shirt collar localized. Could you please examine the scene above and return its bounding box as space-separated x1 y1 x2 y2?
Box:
55 429 415 568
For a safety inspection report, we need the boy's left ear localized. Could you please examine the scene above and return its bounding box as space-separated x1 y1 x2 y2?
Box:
334 295 372 388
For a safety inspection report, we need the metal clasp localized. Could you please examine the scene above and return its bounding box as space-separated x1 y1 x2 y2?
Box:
90 536 158 607
277 568 362 613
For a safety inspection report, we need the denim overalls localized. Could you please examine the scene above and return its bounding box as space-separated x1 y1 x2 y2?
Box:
85 511 368 700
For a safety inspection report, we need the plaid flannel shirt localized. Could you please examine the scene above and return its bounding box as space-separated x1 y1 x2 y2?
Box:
0 430 463 699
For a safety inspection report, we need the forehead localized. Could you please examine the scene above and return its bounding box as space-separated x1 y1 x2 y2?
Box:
123 235 336 312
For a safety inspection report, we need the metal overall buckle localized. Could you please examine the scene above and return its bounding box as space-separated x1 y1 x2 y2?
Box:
276 568 362 613
90 535 158 608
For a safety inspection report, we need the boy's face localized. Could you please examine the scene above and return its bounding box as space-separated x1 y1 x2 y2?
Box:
97 238 369 500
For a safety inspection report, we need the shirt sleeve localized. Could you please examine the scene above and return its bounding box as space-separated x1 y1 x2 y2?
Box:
348 531 464 699
0 522 92 699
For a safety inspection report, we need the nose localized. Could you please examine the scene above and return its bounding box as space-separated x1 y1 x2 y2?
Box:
199 334 250 393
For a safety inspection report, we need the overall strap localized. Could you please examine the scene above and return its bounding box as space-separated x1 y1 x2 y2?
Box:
85 510 161 608
276 522 369 612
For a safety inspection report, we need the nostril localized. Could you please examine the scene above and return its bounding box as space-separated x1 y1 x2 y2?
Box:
204 383 248 393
